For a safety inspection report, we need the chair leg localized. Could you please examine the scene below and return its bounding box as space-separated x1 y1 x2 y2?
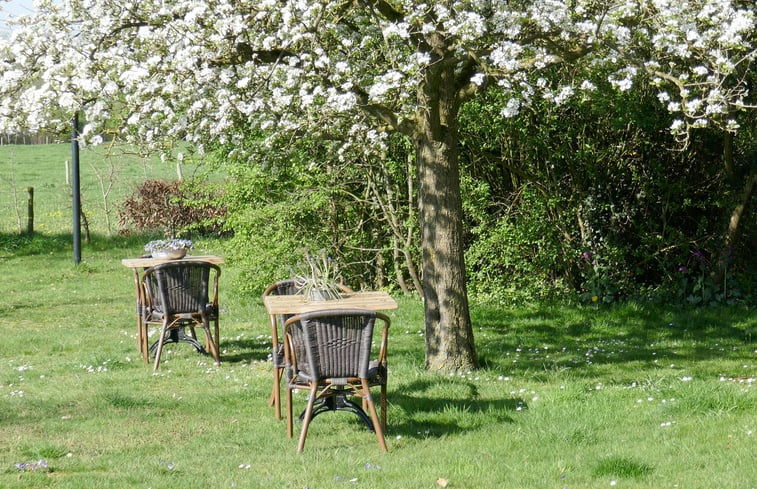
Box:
380 383 387 431
363 380 387 452
362 386 387 431
203 322 221 365
152 323 169 372
213 318 220 353
268 314 281 415
137 317 144 354
140 321 150 364
297 384 319 453
285 382 294 439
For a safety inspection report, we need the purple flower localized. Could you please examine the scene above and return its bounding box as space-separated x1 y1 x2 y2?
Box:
582 252 591 260
678 266 687 273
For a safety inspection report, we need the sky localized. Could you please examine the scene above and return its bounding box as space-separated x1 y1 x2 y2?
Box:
0 0 36 38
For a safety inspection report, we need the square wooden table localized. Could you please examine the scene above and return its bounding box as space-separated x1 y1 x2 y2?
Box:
263 290 397 316
122 255 225 362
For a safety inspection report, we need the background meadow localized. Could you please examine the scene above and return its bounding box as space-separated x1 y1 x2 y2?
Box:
0 233 754 488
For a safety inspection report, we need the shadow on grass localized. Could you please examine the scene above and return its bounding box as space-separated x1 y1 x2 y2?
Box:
472 301 755 377
220 337 271 364
137 337 271 366
0 231 160 259
388 378 524 439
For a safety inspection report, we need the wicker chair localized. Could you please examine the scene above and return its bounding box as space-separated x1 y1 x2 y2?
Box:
142 261 221 372
262 279 353 420
283 309 390 452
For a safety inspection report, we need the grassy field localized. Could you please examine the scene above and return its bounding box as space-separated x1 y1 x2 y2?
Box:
1 143 755 488
0 143 208 236
0 233 755 488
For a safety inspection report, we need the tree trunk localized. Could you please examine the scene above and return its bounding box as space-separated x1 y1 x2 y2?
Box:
81 207 92 244
712 131 755 285
713 164 756 285
392 241 410 293
415 61 478 371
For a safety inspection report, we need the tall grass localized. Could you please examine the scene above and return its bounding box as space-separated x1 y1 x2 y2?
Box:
0 233 754 488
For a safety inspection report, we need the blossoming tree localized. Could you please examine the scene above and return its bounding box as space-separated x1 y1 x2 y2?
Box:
0 0 753 369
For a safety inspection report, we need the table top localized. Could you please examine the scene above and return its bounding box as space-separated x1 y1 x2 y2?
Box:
264 290 397 315
121 255 225 268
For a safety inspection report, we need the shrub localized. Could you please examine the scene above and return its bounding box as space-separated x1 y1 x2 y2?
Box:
118 179 226 237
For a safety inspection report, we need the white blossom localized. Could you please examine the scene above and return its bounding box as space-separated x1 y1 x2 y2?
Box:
382 22 410 39
501 98 521 118
470 73 485 86
553 86 574 105
0 0 752 149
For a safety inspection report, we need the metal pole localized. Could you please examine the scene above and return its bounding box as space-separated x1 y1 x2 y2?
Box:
72 113 81 264
26 187 34 235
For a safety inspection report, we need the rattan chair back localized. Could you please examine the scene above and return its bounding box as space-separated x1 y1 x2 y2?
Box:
146 262 211 316
289 309 376 382
142 261 221 371
284 309 389 452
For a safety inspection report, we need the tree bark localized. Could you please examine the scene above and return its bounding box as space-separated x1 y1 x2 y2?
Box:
414 60 478 371
712 131 755 285
392 241 410 293
713 164 756 285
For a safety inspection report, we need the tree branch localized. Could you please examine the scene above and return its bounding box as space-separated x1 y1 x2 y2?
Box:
232 42 295 64
350 84 413 134
362 0 404 22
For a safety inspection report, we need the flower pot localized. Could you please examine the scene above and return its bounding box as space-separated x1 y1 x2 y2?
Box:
151 248 187 260
308 289 331 302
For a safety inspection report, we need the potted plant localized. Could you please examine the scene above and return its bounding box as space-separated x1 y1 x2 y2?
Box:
294 249 344 301
144 238 194 260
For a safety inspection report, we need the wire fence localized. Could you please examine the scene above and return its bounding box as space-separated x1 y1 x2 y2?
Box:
1 143 191 236
0 133 62 146
1 179 76 235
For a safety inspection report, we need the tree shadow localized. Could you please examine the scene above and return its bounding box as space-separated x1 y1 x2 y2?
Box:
220 337 271 364
0 231 160 258
387 378 524 439
471 302 755 376
0 231 73 258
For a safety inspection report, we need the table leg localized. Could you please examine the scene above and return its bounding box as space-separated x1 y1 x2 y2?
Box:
148 326 208 355
131 268 150 363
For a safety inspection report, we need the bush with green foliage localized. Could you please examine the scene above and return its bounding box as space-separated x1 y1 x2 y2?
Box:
458 74 755 305
214 131 419 296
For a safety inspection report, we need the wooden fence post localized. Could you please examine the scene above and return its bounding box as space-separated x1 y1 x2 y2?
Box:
26 187 34 235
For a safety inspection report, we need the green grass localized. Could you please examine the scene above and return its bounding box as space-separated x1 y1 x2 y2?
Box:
0 233 755 488
0 143 210 235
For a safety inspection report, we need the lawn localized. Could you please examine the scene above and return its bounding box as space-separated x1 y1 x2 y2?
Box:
0 233 754 488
